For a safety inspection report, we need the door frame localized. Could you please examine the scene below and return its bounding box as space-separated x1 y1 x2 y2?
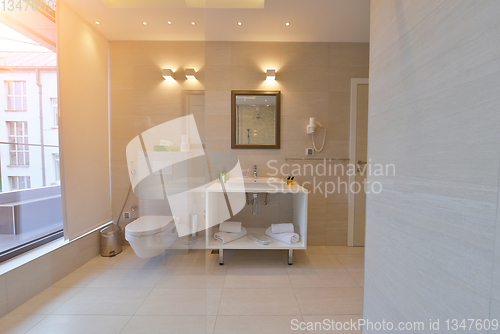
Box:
348 78 369 247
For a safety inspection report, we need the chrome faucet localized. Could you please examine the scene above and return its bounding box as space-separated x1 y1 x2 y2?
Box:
253 165 257 181
252 193 258 215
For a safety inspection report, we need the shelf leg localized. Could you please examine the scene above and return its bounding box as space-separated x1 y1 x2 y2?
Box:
219 249 224 265
288 249 293 265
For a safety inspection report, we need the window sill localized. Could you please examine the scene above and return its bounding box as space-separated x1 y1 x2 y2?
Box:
7 165 30 168
4 110 27 112
0 221 112 276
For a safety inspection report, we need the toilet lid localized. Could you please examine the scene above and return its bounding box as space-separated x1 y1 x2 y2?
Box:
125 216 174 237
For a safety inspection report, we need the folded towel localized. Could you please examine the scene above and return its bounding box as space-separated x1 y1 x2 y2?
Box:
265 227 300 245
215 227 247 245
219 221 242 233
271 223 294 234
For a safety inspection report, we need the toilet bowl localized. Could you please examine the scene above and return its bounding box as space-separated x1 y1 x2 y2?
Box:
125 215 176 258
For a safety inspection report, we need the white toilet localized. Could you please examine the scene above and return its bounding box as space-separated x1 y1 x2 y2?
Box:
125 215 177 258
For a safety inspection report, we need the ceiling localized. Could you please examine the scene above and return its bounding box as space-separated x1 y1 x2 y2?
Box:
63 0 370 42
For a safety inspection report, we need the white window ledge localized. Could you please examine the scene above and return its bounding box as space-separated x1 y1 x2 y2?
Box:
0 222 112 276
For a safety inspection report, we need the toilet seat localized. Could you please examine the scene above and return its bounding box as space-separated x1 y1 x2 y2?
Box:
125 216 174 237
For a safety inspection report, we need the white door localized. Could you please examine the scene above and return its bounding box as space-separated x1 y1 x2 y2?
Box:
348 79 369 247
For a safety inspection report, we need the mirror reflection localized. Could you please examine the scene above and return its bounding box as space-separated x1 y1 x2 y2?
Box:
231 91 280 149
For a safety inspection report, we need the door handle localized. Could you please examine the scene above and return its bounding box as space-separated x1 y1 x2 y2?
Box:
356 161 367 173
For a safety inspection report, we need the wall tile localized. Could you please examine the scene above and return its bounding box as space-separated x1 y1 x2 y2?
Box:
231 42 281 68
6 256 54 311
205 42 231 66
490 299 500 334
2 230 100 314
0 274 7 318
205 65 232 91
281 43 330 67
329 66 369 93
279 66 330 93
366 0 500 326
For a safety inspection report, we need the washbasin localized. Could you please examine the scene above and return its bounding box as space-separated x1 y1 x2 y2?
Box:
225 177 286 191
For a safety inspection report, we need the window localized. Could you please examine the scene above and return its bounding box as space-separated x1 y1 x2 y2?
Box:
9 176 31 190
0 22 62 264
7 121 29 166
51 98 58 127
6 81 27 111
53 153 60 181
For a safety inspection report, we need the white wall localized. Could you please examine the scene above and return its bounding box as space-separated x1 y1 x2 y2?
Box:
364 0 500 330
58 1 111 240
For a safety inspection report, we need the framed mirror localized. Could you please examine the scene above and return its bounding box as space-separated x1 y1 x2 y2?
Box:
231 90 281 149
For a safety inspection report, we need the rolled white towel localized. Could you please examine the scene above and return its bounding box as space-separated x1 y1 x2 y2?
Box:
265 227 300 245
215 227 247 245
219 221 242 233
271 223 294 234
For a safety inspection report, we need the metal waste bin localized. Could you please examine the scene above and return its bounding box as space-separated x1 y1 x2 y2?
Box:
100 224 122 257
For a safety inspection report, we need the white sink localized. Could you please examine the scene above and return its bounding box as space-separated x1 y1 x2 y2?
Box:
225 177 286 191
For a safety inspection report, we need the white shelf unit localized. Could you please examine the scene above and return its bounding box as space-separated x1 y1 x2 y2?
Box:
205 183 308 264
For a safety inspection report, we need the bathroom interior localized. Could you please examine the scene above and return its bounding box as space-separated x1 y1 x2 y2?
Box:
1 0 500 333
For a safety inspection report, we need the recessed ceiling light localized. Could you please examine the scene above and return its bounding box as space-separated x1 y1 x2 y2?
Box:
191 21 196 25
142 21 148 25
167 21 172 24
285 22 290 26
237 22 242 26
95 21 100 25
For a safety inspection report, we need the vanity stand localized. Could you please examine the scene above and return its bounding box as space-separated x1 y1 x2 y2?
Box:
205 183 308 265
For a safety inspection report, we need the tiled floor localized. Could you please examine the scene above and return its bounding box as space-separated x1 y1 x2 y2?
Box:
0 246 364 334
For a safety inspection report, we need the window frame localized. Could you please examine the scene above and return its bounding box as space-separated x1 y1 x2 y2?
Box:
8 176 31 190
53 153 60 181
5 80 27 111
51 97 58 127
7 121 30 166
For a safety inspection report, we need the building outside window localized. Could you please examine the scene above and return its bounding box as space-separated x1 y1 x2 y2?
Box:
51 98 58 127
0 22 62 263
8 176 31 190
6 81 27 111
53 153 60 181
7 121 29 166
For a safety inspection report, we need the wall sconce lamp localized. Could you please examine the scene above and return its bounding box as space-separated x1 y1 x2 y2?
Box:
185 68 196 80
162 69 174 80
266 69 276 80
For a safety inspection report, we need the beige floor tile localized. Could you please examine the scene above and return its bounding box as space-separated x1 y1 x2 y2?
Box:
136 289 222 316
79 255 122 270
121 316 216 334
294 288 363 315
109 252 169 270
302 315 363 334
52 287 151 316
289 269 360 288
155 273 226 289
86 268 165 288
11 287 81 315
214 316 307 334
334 254 365 269
0 314 45 334
226 265 289 276
327 246 365 255
225 256 288 268
52 267 106 288
25 315 130 334
223 275 292 289
218 289 301 316
346 269 364 287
